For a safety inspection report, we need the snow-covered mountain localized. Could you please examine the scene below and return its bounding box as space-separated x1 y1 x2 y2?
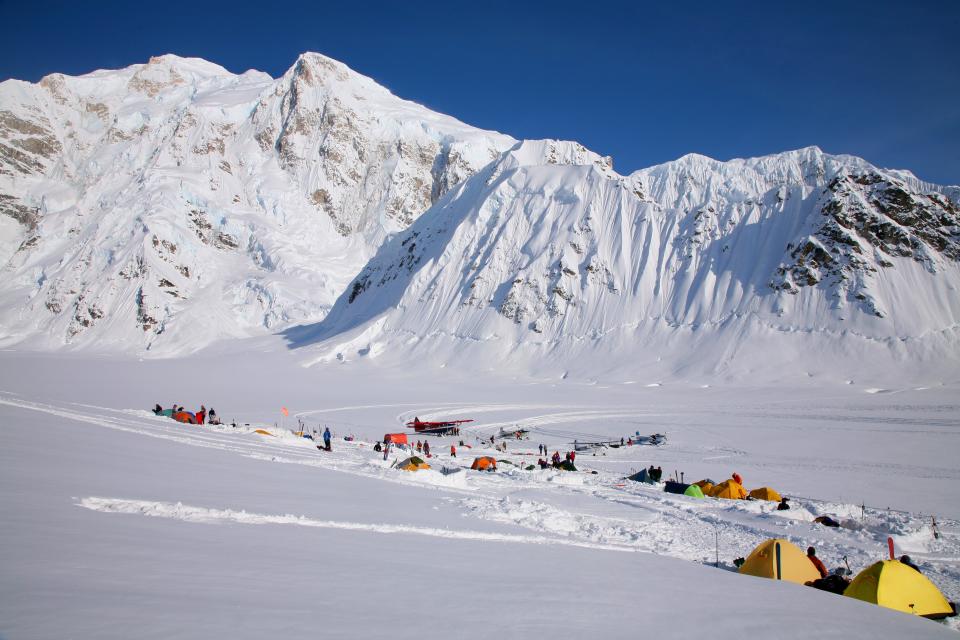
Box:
301 140 960 378
0 53 513 352
2 54 959 377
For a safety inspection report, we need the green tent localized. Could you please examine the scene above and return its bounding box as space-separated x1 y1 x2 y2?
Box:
683 484 705 498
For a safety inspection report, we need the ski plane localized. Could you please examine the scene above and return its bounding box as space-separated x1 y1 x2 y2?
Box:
496 427 530 440
572 433 667 451
406 417 474 436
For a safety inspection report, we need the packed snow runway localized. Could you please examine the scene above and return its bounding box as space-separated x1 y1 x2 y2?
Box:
1 351 958 638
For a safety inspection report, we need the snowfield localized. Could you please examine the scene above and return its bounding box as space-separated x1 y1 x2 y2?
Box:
2 50 959 638
1 348 957 638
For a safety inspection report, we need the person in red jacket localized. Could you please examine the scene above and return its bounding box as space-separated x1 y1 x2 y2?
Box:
196 405 206 425
450 444 456 458
732 472 743 485
807 547 828 578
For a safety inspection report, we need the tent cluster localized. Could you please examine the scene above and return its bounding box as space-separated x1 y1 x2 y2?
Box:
662 481 705 498
640 472 783 503
738 539 956 620
696 476 781 502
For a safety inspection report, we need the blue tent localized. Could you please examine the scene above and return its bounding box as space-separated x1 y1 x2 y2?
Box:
627 469 656 484
664 480 690 495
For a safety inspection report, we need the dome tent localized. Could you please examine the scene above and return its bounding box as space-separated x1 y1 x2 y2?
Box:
471 456 497 471
844 560 956 619
749 487 782 502
710 479 747 500
627 469 655 484
683 484 705 498
397 456 430 471
738 539 821 585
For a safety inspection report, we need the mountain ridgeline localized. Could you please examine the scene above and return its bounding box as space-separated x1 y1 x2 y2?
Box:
2 54 958 378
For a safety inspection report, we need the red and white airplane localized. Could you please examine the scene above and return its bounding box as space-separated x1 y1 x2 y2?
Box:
406 417 474 436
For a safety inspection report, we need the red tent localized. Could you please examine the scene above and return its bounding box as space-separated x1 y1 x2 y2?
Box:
384 433 408 445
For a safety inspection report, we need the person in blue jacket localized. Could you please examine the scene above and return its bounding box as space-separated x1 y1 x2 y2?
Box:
323 427 332 451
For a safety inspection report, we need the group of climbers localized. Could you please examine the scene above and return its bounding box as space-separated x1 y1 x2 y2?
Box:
153 403 218 425
414 439 432 457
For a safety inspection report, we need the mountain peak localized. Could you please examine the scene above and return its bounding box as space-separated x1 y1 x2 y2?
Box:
498 139 612 171
144 54 232 75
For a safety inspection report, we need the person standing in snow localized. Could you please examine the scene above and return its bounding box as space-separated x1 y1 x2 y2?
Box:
450 444 456 458
196 405 206 425
732 472 743 485
383 442 390 461
777 498 790 511
416 440 422 453
423 440 430 457
807 547 828 578
207 407 218 424
323 427 332 451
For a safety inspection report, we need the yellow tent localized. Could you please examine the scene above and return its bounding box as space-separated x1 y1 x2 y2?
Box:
696 482 715 495
749 487 782 502
844 560 956 619
710 479 747 500
397 456 431 472
254 429 274 436
738 539 821 585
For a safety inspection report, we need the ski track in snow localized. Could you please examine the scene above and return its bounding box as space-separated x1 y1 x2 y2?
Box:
77 497 633 553
3 391 959 625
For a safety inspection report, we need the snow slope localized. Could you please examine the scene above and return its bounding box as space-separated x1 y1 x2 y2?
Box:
3 54 959 382
0 53 513 353
303 140 960 380
0 351 957 638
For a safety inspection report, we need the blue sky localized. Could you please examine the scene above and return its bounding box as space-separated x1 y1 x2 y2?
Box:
2 0 958 184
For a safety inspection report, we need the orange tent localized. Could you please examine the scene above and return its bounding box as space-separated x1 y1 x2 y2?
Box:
173 411 197 424
471 456 498 471
384 433 408 445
